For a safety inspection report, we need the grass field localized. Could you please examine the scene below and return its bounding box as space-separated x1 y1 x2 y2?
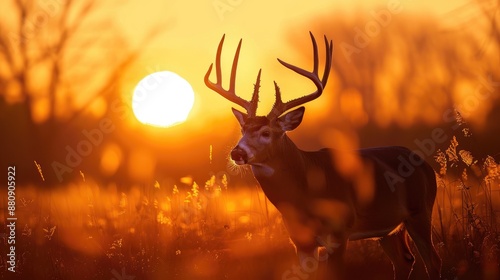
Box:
1 136 499 280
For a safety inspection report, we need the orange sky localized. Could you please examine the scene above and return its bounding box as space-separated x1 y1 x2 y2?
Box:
0 0 482 127
109 0 474 123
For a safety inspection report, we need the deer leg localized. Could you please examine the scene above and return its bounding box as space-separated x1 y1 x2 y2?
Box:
404 214 441 279
324 238 346 280
296 247 321 279
379 227 414 280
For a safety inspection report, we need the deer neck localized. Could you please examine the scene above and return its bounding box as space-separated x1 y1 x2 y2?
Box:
251 135 307 205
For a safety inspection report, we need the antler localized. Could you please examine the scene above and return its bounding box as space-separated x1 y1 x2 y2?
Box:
267 32 333 119
205 35 260 117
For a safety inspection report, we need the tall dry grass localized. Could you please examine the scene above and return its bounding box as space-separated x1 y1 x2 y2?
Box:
432 130 500 279
0 173 292 279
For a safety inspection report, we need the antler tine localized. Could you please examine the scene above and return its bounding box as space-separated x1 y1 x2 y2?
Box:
228 38 242 93
268 32 333 119
205 35 258 116
322 34 333 85
248 69 262 116
311 32 319 76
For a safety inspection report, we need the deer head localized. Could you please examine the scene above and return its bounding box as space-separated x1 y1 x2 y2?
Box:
205 32 333 165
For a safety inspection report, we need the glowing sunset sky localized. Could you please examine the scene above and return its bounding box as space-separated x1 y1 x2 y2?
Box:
111 0 476 119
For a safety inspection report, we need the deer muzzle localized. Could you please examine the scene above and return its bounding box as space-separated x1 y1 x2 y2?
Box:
231 146 248 165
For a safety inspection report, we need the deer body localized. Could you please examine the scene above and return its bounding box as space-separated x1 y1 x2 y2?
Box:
253 141 436 242
206 33 441 279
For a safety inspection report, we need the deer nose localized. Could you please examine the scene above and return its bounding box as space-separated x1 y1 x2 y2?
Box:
231 147 248 164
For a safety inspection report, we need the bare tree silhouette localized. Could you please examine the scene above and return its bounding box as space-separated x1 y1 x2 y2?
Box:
0 0 161 183
285 2 499 131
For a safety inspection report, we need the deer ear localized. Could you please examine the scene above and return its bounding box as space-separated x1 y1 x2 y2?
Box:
278 106 305 131
232 108 247 127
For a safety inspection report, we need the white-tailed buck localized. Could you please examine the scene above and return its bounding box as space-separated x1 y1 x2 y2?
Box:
205 33 441 279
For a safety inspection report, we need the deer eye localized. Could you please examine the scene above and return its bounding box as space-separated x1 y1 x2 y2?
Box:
261 131 271 138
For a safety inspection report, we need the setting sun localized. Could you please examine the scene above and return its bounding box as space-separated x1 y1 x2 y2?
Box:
132 71 195 127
